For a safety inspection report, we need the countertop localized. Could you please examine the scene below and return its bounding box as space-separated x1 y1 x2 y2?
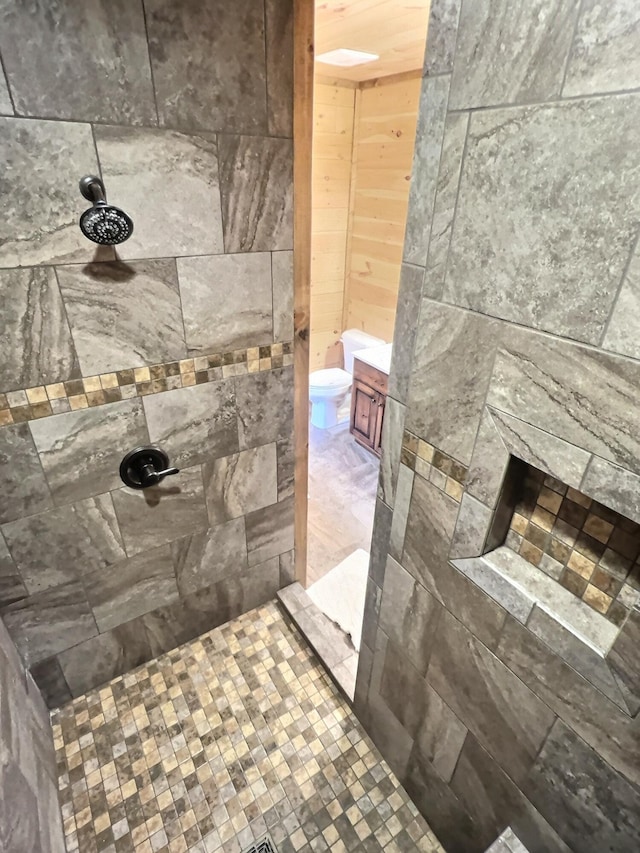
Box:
352 343 393 375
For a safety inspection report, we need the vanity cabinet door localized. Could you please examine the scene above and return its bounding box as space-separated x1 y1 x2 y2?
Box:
351 380 382 453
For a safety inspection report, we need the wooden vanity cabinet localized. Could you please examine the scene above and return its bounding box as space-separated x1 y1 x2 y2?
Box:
350 358 388 456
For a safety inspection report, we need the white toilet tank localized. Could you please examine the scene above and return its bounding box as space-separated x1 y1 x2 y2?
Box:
341 329 386 374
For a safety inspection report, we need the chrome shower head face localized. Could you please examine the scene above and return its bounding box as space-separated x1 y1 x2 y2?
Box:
79 203 134 245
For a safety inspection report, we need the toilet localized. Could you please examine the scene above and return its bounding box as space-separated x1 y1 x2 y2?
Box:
309 329 386 429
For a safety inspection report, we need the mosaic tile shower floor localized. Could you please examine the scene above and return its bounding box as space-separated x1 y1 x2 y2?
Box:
52 602 443 853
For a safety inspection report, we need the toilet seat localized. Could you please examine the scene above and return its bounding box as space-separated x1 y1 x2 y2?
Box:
309 368 351 396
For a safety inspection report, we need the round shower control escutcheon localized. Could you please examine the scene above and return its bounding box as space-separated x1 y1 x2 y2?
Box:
119 446 180 489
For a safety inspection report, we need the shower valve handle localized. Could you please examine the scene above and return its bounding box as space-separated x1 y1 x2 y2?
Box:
119 446 180 490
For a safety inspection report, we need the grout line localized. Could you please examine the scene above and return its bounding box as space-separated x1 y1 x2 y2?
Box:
140 0 161 128
558 0 586 98
598 229 640 350
0 52 17 115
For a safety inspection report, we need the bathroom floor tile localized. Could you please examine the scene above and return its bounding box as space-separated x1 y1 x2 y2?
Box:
52 601 442 853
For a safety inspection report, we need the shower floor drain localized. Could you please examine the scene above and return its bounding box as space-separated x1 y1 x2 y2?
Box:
241 833 278 853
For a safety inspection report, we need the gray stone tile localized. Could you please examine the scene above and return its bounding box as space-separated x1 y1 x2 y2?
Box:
444 96 640 344
277 581 310 617
361 577 383 651
379 637 431 738
450 493 492 559
245 496 294 567
58 619 152 698
265 0 293 136
86 545 178 632
218 134 293 253
415 684 467 784
30 398 149 505
603 243 640 359
607 607 640 716
276 434 295 501
449 0 580 108
402 475 459 584
0 0 155 123
581 455 640 525
525 720 640 853
452 555 535 625
28 658 72 710
353 640 373 718
279 550 295 586
388 266 423 405
145 0 268 134
428 610 556 785
2 495 125 594
272 251 294 343
0 424 53 524
378 397 406 508
143 380 238 468
178 253 273 354
564 0 640 96
0 61 12 114
203 444 278 526
389 464 414 560
0 533 26 608
112 466 208 556
332 653 358 701
466 410 509 508
57 258 187 375
293 604 355 670
0 267 79 392
369 499 392 588
1 581 97 664
0 117 99 267
172 517 248 596
235 366 293 450
0 759 41 852
380 556 442 675
423 0 463 76
403 75 450 266
94 125 224 260
406 302 500 464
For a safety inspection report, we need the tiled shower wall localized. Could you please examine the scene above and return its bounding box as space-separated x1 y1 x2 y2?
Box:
0 0 294 707
356 1 640 852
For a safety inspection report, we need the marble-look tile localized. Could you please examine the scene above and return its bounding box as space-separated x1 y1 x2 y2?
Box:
172 517 248 596
427 610 556 785
608 607 640 716
423 0 463 76
266 0 293 137
0 423 52 524
1 581 97 664
2 495 125 594
0 0 155 123
245 496 294 567
235 366 293 450
452 555 534 626
564 0 640 96
0 759 41 852
450 493 492 559
444 96 640 344
415 684 467 784
112 466 208 556
361 576 382 651
0 61 12 114
276 435 295 501
380 556 442 676
28 658 72 710
425 113 469 298
449 0 580 108
369 499 392 588
58 619 152 699
389 464 414 560
0 533 26 608
178 253 273 354
379 638 432 738
581 455 640 525
203 444 277 525
388 266 424 405
294 604 356 671
218 135 293 253
402 475 459 586
0 117 99 267
279 550 295 586
524 721 640 853
378 397 406 508
86 545 178 632
603 244 640 359
272 250 294 343
0 267 79 391
144 0 268 134
57 259 187 375
406 302 500 465
403 76 450 266
143 380 238 468
29 399 149 504
466 410 509 508
94 125 224 259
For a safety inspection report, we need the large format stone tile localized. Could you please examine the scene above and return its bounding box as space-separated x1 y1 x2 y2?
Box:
0 423 52 524
564 0 640 96
203 444 278 526
86 545 178 632
57 259 187 375
608 607 640 716
218 135 293 253
276 435 295 501
414 684 467 784
235 366 294 450
444 95 640 344
388 265 423 405
465 411 509 508
143 380 238 469
378 397 406 508
94 125 224 260
112 466 208 556
1 581 97 664
0 0 155 123
144 0 268 134
178 253 273 354
524 721 640 853
1 495 125 594
245 496 294 567
402 475 459 585
406 302 500 464
0 534 26 608
265 0 293 136
427 610 556 785
0 267 79 391
0 63 12 114
172 517 248 596
450 493 492 559
30 399 149 505
603 245 640 359
449 0 580 108
423 0 463 76
0 118 99 267
369 499 392 588
0 759 40 852
581 454 640 525
379 638 431 738
388 464 414 559
28 657 72 710
272 251 294 343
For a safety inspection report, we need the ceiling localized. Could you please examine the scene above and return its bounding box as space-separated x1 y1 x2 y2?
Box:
315 0 431 82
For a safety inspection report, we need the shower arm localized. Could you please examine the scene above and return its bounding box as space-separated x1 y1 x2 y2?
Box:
79 175 107 205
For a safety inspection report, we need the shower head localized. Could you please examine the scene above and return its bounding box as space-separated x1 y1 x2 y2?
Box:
78 175 133 245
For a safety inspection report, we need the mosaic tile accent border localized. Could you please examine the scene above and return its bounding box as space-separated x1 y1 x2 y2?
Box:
506 466 640 626
0 342 294 428
401 429 468 503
